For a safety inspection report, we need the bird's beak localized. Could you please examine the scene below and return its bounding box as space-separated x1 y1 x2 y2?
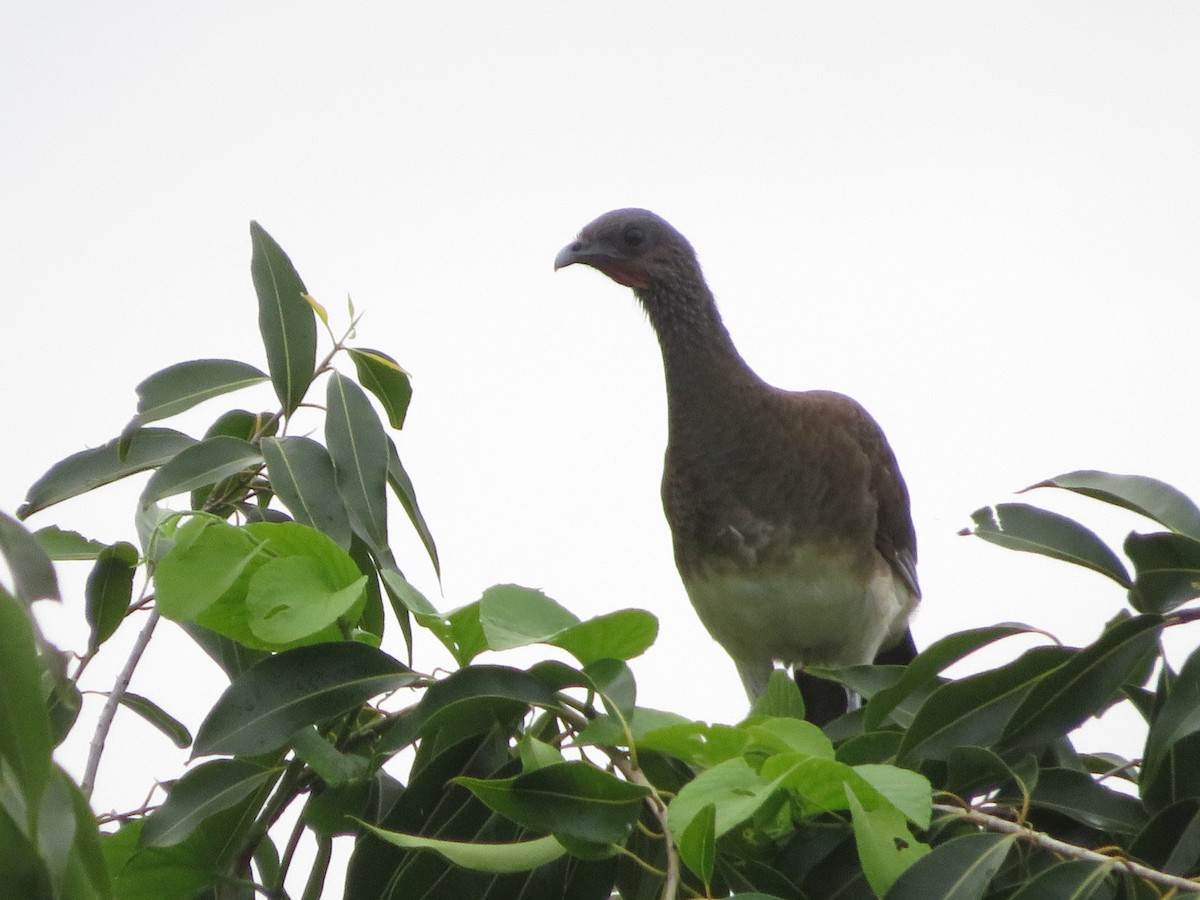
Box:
554 240 590 271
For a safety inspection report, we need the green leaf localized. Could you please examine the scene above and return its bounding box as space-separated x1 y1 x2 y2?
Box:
1143 643 1200 795
1002 615 1163 750
1125 531 1200 614
455 761 649 845
116 692 192 749
553 609 658 664
289 726 369 788
33 526 108 561
140 436 262 509
480 584 579 649
359 827 567 874
866 624 1040 730
203 408 276 442
1129 800 1200 877
141 759 278 847
250 221 316 416
0 511 59 604
85 541 138 651
678 802 716 887
122 359 268 434
854 764 933 829
885 832 1017 899
667 757 771 844
261 436 352 549
966 503 1132 588
326 372 389 554
1008 859 1116 900
899 646 1072 764
1027 768 1147 835
0 588 53 819
1029 470 1200 541
193 642 415 757
19 427 196 519
246 556 366 644
750 669 808 720
386 437 439 578
153 517 267 624
846 784 928 897
348 347 412 430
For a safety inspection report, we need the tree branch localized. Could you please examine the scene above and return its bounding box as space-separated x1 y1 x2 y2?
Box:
932 801 1200 893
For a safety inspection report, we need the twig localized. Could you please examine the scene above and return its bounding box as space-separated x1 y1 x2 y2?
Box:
933 801 1200 893
82 608 161 796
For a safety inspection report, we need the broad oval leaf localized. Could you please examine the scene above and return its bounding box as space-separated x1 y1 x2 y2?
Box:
1002 615 1162 751
122 359 268 434
326 372 389 554
1029 470 1200 542
966 503 1131 588
1125 531 1200 614
19 427 196 519
33 526 108 561
261 436 352 549
480 584 579 651
193 641 416 757
679 802 716 887
554 609 658 664
1027 768 1147 836
885 832 1017 900
455 761 649 845
0 512 59 605
245 556 367 644
348 347 412 430
141 759 278 847
846 786 929 897
359 827 567 874
85 541 138 650
140 436 262 509
250 221 316 416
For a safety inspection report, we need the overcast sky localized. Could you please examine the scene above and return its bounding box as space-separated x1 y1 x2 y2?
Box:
3 4 1199 895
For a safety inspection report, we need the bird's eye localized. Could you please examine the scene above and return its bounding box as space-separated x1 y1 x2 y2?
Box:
622 225 646 249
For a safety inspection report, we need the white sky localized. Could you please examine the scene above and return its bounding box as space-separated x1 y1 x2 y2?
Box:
3 4 1200 896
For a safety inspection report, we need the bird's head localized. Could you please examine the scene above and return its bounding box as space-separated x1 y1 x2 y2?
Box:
554 208 698 291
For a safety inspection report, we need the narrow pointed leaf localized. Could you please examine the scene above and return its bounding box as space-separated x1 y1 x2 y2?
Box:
386 437 439 577
885 832 1016 900
899 646 1072 764
261 436 351 548
1125 531 1200 614
1008 859 1116 900
454 761 649 845
33 526 108 561
1027 768 1147 835
193 642 415 757
1029 470 1200 541
250 221 316 416
966 503 1131 587
1002 615 1162 750
19 427 196 519
140 436 262 509
360 826 567 874
142 759 277 847
85 541 138 650
326 372 389 552
1144 643 1200 786
348 347 412 429
0 512 59 604
121 359 268 434
678 802 716 886
116 692 192 749
0 589 53 811
867 624 1040 729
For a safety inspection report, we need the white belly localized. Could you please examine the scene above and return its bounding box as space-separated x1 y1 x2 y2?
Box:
683 545 916 695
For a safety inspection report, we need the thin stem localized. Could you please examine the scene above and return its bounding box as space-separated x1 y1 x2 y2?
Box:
82 607 160 796
933 801 1200 893
299 836 332 900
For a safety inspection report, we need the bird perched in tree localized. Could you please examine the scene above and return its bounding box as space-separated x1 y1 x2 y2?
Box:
554 209 920 724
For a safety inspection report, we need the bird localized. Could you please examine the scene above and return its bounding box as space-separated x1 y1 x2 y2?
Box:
554 208 920 725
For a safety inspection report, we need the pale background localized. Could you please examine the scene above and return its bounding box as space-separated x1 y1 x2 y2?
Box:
3 4 1199 896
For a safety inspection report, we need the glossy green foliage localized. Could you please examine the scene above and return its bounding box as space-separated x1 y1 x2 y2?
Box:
8 225 1200 899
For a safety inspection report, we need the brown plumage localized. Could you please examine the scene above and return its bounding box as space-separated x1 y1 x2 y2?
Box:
555 208 919 724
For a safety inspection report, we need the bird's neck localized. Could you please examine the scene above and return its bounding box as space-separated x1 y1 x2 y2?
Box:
637 278 764 435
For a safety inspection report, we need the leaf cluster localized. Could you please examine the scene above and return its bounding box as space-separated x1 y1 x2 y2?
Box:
3 225 1200 899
